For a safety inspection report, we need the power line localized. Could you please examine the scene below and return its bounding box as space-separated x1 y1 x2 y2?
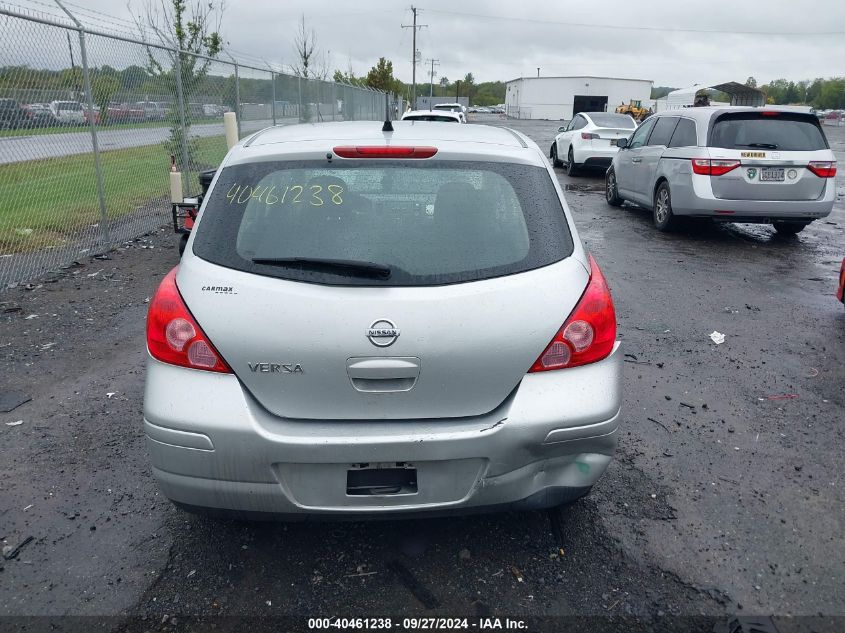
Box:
426 58 439 100
401 6 427 107
426 8 845 36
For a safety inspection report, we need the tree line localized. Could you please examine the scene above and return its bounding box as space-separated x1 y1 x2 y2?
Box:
651 77 845 109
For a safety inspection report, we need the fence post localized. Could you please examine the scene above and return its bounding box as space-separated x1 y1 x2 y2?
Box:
235 65 241 136
297 74 303 122
271 71 277 125
171 50 192 186
225 53 241 138
263 60 276 126
54 0 110 246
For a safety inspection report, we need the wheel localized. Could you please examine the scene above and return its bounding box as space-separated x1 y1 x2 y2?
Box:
653 182 680 231
550 143 562 168
605 168 623 207
566 148 580 176
772 221 809 236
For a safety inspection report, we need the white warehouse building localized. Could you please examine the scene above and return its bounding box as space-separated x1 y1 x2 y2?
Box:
505 76 653 120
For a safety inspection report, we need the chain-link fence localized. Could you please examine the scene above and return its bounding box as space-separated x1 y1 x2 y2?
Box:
0 4 391 288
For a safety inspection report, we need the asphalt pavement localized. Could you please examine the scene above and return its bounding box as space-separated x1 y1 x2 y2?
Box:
0 115 843 632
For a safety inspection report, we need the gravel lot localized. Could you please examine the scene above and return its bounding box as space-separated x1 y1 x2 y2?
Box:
1 116 843 632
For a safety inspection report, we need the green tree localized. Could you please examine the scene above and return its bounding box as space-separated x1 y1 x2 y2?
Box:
817 78 845 109
119 65 150 91
462 72 475 104
745 76 757 88
133 0 224 168
365 57 400 93
92 75 120 123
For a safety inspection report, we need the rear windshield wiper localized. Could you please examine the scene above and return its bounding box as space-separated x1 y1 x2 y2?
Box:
251 256 391 279
736 143 779 149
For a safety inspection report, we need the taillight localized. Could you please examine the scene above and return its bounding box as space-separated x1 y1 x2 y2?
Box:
691 159 740 176
807 161 837 178
581 132 598 140
333 146 437 159
146 267 231 373
529 255 616 372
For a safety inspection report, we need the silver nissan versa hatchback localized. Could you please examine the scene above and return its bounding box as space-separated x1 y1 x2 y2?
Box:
143 120 622 519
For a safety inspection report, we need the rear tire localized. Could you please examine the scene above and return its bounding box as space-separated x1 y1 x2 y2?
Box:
550 143 562 168
605 168 623 207
653 182 680 232
772 221 809 236
566 148 580 176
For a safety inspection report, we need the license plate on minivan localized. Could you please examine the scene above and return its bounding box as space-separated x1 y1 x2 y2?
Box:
760 168 785 182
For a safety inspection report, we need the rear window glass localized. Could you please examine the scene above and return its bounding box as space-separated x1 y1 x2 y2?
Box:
588 113 636 129
403 115 460 122
193 160 573 286
709 113 828 151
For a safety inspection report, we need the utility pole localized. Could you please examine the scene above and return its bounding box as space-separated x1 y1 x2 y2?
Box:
401 6 427 109
426 58 439 107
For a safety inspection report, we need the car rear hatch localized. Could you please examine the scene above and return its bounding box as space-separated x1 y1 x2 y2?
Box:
707 111 833 201
583 114 637 149
585 127 633 149
180 144 583 421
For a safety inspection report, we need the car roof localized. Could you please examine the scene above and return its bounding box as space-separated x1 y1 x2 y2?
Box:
243 121 526 148
229 121 541 166
650 106 818 121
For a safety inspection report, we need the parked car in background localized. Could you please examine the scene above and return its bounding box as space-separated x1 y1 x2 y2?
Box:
432 103 467 123
188 102 206 120
22 102 55 126
202 103 223 117
49 100 85 125
401 109 463 123
107 102 145 123
551 112 637 176
606 107 837 234
822 110 845 127
0 98 30 129
143 120 621 519
136 101 168 120
82 105 100 125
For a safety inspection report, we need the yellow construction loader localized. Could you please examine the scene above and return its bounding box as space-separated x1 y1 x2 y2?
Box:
615 100 650 121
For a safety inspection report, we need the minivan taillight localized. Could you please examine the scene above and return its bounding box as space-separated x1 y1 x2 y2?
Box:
529 255 616 372
692 159 740 176
807 161 837 178
146 267 231 373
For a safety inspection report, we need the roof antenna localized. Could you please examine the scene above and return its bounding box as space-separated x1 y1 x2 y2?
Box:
382 92 394 132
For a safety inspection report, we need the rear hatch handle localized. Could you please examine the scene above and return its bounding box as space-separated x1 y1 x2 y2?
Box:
346 357 421 393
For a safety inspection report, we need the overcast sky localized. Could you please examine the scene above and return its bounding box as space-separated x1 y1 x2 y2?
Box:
12 0 845 88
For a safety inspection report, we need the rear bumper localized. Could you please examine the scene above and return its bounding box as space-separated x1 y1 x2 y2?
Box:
574 146 618 166
671 173 835 220
143 344 623 518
